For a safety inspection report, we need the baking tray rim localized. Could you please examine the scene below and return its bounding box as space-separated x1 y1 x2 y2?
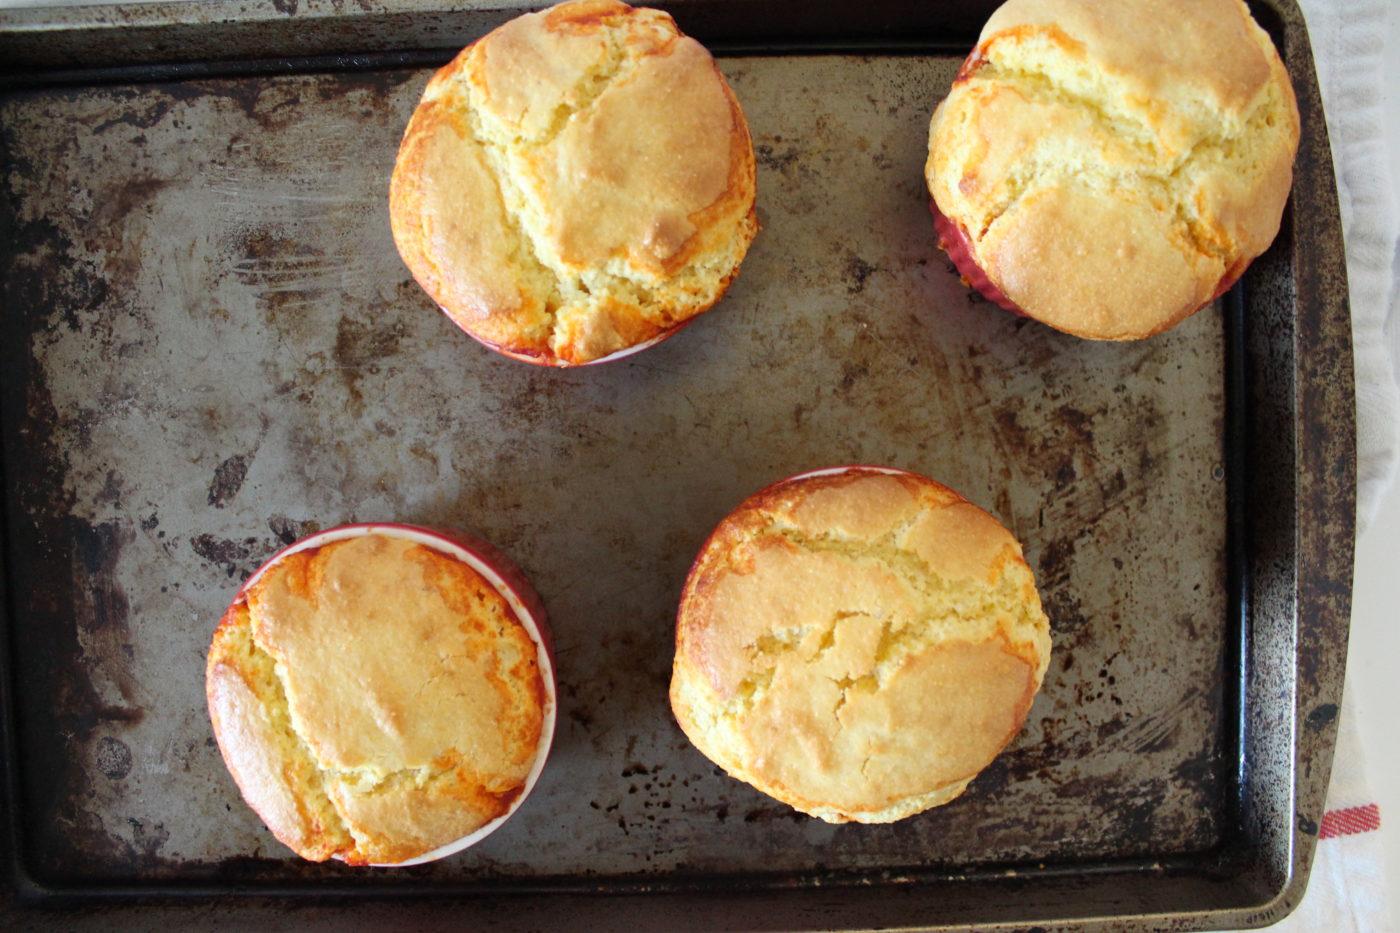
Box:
0 0 1356 929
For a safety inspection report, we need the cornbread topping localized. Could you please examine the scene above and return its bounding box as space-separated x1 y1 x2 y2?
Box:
671 470 1051 823
207 533 547 864
390 0 758 364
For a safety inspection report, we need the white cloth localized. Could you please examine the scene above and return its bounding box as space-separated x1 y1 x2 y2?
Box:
1230 0 1399 930
1300 0 1400 530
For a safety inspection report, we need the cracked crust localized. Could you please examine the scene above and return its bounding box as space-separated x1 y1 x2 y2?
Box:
389 0 758 365
206 534 546 864
670 469 1052 823
925 0 1298 340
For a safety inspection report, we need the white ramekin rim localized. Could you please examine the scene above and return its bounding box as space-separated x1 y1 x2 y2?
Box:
778 464 916 483
447 305 690 367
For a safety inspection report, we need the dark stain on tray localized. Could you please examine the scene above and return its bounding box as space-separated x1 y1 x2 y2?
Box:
334 316 408 409
1304 702 1339 731
3 502 148 880
754 138 800 175
268 514 322 546
191 533 277 579
6 212 101 334
74 520 135 634
208 453 251 507
843 255 878 295
95 737 135 780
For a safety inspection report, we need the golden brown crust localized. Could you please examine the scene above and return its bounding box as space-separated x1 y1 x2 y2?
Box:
207 601 355 862
390 0 758 365
926 0 1299 339
669 470 1051 823
206 534 546 864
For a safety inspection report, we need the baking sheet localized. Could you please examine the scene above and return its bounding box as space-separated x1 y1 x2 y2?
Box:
0 0 1355 929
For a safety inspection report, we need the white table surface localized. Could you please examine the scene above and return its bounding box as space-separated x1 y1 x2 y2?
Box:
1 0 1396 926
1351 0 1400 918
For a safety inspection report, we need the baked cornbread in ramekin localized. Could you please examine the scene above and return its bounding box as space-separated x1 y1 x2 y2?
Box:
671 467 1051 823
390 0 758 365
206 524 554 865
926 0 1299 339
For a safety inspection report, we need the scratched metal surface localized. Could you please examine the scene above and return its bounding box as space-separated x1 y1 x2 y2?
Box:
0 54 1229 888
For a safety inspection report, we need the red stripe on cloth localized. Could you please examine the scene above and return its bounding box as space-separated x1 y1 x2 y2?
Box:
1319 804 1381 839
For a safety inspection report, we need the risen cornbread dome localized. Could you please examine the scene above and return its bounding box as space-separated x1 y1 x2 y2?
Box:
389 0 758 365
206 531 549 865
670 468 1051 823
926 0 1299 340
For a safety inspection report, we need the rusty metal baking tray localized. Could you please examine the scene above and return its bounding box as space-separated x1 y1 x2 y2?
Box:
0 0 1354 929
